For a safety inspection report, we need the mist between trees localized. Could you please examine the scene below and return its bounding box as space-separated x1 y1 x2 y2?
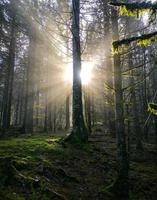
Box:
0 0 157 199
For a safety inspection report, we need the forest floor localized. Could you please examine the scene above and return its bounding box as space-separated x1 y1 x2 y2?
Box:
0 128 157 200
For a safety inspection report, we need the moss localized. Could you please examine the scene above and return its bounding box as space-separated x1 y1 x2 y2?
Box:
0 134 156 200
119 5 149 17
64 127 88 145
148 103 157 115
0 190 24 200
0 135 64 161
112 31 157 53
110 1 157 11
0 135 68 200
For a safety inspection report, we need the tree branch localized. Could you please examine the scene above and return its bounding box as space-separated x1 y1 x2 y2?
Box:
113 31 157 51
110 1 157 10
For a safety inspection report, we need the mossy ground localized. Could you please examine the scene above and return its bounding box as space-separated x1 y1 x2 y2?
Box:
0 133 156 200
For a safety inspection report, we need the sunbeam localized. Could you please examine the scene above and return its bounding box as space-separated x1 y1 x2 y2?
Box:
64 61 94 85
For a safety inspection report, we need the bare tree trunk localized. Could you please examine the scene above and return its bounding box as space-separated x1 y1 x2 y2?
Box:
2 13 16 130
22 62 29 133
65 95 70 130
91 91 95 127
24 36 36 133
14 85 21 125
124 17 143 151
35 90 40 128
126 17 143 150
44 98 48 133
66 0 88 143
19 82 24 126
110 8 129 197
102 0 115 137
129 57 143 150
84 86 91 133
151 61 157 146
142 48 149 140
48 102 53 131
53 103 57 133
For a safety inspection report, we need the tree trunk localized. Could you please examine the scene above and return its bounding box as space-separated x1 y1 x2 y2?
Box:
129 55 143 151
53 103 57 133
19 83 24 126
66 0 88 143
91 91 95 127
151 61 157 146
2 13 16 130
102 0 115 137
110 8 129 197
14 85 21 125
84 86 91 134
44 98 48 133
24 36 36 133
65 95 70 129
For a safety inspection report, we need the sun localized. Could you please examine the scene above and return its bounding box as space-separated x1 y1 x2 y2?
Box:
64 61 94 85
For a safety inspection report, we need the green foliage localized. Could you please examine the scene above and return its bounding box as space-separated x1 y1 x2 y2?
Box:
148 103 157 115
112 31 157 54
111 0 157 54
119 5 149 17
110 1 157 12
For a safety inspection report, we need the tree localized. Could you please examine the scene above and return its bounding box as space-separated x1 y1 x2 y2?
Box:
66 0 88 143
110 7 129 197
110 0 157 51
126 18 143 151
2 1 16 130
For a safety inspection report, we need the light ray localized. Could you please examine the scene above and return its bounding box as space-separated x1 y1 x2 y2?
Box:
64 61 94 85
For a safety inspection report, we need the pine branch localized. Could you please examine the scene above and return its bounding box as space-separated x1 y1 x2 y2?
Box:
110 1 157 10
113 31 157 51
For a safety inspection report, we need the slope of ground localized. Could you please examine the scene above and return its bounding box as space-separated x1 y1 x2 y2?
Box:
0 131 156 200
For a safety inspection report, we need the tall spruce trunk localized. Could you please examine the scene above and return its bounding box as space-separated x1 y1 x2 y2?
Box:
111 8 129 197
44 99 48 133
67 0 88 143
102 0 115 137
53 103 57 133
91 91 95 127
126 18 143 151
23 36 36 133
2 13 16 130
14 85 21 125
65 95 70 129
151 62 157 145
19 80 24 126
129 55 143 150
84 86 91 133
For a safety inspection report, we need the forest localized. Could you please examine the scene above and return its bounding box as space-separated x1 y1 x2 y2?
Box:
0 0 157 199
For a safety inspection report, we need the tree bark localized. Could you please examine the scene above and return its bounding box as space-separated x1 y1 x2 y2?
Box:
65 95 70 130
129 55 143 151
2 11 16 130
66 0 88 143
110 7 129 197
84 86 91 134
23 36 36 133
